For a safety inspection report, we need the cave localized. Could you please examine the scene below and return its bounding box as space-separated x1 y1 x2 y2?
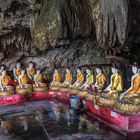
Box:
0 0 140 140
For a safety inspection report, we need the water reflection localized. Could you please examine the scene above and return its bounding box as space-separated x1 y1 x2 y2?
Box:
0 100 135 140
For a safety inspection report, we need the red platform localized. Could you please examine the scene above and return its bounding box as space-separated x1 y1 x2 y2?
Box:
86 100 140 133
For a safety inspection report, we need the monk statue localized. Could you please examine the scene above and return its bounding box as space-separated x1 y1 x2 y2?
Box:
98 65 123 106
50 69 61 87
81 68 94 89
13 62 22 81
116 63 140 113
26 62 36 80
0 70 14 95
33 69 47 92
62 68 72 86
16 70 32 94
73 68 84 88
120 63 140 100
93 67 106 92
104 65 123 94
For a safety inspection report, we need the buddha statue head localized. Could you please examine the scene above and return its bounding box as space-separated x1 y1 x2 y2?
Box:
77 68 81 74
36 69 41 75
54 69 58 73
29 61 34 69
2 70 6 76
0 65 5 72
95 66 102 74
86 68 91 75
16 62 21 69
132 62 139 75
111 64 118 74
66 68 71 74
21 70 26 76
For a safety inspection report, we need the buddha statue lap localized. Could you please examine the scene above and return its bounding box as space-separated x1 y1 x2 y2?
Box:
0 70 14 96
16 70 32 94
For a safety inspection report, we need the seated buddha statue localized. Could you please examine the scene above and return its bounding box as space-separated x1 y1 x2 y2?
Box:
72 68 84 88
16 70 32 94
98 65 123 106
116 63 140 113
26 62 36 80
81 68 94 89
0 70 14 95
33 69 47 92
13 62 22 81
104 65 123 95
50 69 61 87
62 68 72 87
93 67 106 92
120 63 140 100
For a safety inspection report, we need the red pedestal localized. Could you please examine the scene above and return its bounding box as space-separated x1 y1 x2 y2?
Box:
0 95 26 105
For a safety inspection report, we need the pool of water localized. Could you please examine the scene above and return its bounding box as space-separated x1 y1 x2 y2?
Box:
0 100 139 140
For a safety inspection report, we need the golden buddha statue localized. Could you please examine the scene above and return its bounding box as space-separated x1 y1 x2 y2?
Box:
0 70 14 95
116 63 140 113
33 69 47 92
81 68 94 89
73 68 84 88
13 62 22 81
16 70 32 94
26 62 36 80
62 68 72 87
98 65 123 106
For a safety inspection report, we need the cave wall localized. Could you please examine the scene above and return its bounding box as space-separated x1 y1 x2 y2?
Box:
0 0 140 86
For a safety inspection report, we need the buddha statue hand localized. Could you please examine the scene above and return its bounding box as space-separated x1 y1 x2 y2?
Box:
119 92 126 100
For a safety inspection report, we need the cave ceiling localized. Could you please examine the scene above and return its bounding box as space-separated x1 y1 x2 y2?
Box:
0 0 140 62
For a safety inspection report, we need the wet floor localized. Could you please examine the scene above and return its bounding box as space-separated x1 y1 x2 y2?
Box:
0 100 139 140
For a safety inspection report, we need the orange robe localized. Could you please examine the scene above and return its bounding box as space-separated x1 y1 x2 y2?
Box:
77 73 84 85
20 74 30 84
65 73 72 84
16 68 22 76
126 74 140 96
110 72 123 92
29 68 36 78
53 73 61 83
1 75 11 86
96 73 106 90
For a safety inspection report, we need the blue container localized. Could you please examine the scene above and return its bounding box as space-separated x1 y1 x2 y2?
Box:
70 96 80 109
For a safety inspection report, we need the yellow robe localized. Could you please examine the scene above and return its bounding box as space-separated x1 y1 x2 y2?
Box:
16 69 22 76
77 73 84 85
53 73 61 83
1 75 11 86
29 68 36 77
65 73 72 84
86 74 94 85
96 73 106 90
21 74 30 84
126 74 140 96
36 74 43 83
110 72 123 92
